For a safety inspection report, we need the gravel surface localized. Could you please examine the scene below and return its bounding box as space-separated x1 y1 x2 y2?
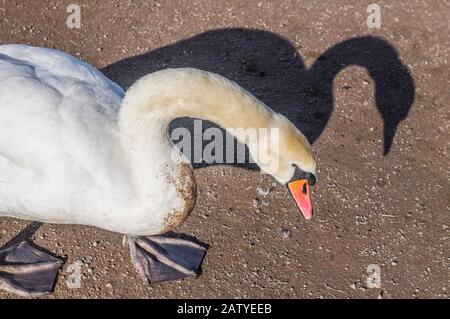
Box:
0 0 448 299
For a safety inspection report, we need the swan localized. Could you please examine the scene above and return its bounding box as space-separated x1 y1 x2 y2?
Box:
0 44 316 296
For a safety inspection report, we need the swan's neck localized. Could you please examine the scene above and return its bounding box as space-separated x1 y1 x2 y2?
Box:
116 68 315 232
119 67 279 166
123 68 278 127
116 68 282 231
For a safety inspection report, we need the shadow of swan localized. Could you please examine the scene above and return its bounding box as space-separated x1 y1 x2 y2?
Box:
101 28 415 167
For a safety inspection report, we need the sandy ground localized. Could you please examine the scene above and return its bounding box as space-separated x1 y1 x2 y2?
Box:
0 0 448 299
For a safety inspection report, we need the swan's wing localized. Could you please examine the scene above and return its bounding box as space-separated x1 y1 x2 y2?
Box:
0 155 34 183
0 44 124 97
0 45 125 215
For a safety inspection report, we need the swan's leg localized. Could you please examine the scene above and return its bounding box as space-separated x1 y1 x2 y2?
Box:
128 233 207 283
0 223 63 297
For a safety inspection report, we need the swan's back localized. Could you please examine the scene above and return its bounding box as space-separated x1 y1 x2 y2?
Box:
0 45 123 95
0 45 129 223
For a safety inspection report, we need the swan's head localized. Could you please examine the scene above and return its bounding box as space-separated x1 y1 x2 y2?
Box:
255 114 317 220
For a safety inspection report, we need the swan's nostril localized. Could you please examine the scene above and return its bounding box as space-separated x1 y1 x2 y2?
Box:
302 182 307 194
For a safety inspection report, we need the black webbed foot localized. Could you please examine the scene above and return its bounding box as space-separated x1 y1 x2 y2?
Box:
0 241 63 297
128 233 207 283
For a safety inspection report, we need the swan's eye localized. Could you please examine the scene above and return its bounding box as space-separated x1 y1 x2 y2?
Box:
308 174 316 186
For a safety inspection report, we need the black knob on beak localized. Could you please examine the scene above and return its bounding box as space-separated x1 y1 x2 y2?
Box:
289 165 316 186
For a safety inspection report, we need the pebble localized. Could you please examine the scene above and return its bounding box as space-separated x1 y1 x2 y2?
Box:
253 199 261 207
256 187 271 196
280 229 291 239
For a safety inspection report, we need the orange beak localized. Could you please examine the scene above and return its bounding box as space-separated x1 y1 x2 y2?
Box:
287 179 313 220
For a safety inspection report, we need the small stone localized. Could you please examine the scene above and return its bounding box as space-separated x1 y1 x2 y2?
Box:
256 187 271 196
350 283 357 290
105 283 113 289
391 260 398 265
280 229 291 239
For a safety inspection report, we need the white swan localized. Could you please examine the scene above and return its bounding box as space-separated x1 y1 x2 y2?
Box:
0 44 316 296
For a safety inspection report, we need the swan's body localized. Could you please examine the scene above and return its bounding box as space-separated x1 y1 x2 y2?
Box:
0 45 200 235
0 45 139 233
0 45 316 295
